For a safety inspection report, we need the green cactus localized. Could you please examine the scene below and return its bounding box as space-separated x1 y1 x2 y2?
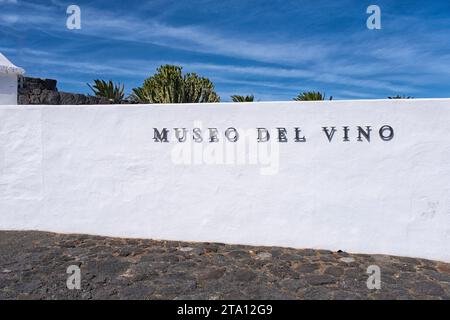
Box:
131 65 220 103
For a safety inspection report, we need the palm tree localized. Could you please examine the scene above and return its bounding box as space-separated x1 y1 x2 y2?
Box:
388 95 414 99
294 91 332 101
231 95 254 102
87 80 124 103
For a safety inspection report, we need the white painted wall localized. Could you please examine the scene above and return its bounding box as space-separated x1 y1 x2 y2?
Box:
0 74 18 105
0 100 449 262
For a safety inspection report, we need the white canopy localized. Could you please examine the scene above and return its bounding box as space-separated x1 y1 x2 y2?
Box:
0 52 24 75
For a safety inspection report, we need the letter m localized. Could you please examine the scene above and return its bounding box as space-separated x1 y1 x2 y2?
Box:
153 128 169 142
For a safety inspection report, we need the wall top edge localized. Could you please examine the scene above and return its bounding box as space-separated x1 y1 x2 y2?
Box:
2 98 450 108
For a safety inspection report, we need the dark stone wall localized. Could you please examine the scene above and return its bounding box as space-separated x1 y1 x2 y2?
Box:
18 76 112 105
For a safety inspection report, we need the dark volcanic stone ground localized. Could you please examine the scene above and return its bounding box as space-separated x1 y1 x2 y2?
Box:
0 231 449 300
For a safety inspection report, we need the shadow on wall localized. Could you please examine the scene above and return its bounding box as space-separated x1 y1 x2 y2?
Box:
17 76 117 105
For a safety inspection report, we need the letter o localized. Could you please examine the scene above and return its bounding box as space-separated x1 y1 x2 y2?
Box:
225 127 239 142
379 125 394 141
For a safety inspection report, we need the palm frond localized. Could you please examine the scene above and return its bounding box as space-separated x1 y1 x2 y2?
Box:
294 91 331 101
231 95 254 102
88 79 124 103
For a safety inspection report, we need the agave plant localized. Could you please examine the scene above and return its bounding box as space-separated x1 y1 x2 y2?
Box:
231 95 254 102
87 80 124 103
294 91 332 101
388 95 414 99
131 65 220 104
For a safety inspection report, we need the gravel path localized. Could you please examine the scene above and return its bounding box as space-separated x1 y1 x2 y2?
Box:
0 231 449 300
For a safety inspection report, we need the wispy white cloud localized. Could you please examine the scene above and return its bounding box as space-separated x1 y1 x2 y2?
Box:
2 0 450 99
178 62 415 92
0 14 19 23
1 3 334 65
10 46 416 97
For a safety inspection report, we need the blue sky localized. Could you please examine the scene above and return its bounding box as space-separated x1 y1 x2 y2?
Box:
1 0 450 101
